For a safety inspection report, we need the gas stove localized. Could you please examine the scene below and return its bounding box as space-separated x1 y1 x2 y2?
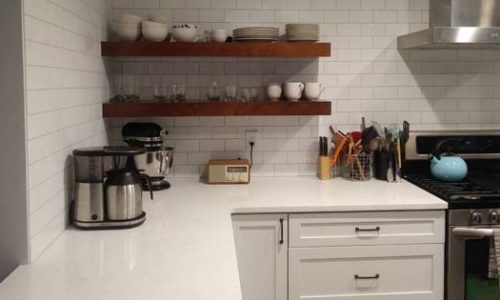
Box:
403 131 500 209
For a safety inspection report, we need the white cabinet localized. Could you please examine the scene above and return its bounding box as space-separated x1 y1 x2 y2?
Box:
289 244 444 300
232 210 445 300
288 210 445 300
232 214 288 300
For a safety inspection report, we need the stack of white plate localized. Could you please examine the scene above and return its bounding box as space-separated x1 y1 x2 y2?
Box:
233 27 279 42
286 24 319 42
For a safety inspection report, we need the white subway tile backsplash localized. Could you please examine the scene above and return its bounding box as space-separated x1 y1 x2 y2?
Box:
101 0 500 188
24 0 109 261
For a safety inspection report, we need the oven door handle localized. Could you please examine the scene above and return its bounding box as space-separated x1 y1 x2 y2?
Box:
452 227 495 237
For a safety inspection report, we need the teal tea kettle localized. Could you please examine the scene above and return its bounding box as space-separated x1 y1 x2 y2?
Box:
430 138 468 182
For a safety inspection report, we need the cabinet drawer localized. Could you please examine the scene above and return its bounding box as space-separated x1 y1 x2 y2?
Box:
289 244 444 300
289 210 444 247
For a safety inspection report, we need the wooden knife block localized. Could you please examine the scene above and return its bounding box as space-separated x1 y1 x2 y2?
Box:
317 156 331 180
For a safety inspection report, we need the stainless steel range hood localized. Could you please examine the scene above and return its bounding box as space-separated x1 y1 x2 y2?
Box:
398 0 500 49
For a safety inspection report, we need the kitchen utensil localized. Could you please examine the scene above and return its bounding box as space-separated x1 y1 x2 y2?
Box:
361 126 378 149
266 83 282 101
372 121 384 138
331 132 347 167
361 117 366 131
172 24 197 42
304 82 324 101
430 138 468 182
400 121 410 162
284 82 304 101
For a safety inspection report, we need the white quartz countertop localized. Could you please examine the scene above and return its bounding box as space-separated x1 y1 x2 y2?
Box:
0 177 447 300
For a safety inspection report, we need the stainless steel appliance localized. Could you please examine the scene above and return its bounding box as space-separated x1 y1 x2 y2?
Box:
72 146 152 229
403 131 500 300
398 0 500 48
122 122 174 191
105 157 153 221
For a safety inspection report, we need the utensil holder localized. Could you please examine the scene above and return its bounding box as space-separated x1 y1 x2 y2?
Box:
317 156 331 180
342 153 371 182
374 150 391 181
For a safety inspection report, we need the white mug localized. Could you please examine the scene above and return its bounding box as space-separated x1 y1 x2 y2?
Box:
304 82 324 101
211 29 228 43
266 83 282 101
284 82 304 101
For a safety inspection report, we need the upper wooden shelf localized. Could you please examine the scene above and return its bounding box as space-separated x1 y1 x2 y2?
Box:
101 41 331 57
102 101 331 117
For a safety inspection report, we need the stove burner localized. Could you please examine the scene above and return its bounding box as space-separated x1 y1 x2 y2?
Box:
405 175 500 206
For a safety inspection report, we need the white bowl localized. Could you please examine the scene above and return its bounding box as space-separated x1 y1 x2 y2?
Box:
118 14 142 24
211 29 228 43
149 14 169 24
172 24 198 42
142 22 168 42
142 20 166 28
118 24 141 41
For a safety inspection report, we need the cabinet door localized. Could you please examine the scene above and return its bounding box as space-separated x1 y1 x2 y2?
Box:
289 244 444 300
232 214 288 300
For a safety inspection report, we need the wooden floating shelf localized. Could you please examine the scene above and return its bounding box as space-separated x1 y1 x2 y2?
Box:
101 41 331 57
102 101 331 117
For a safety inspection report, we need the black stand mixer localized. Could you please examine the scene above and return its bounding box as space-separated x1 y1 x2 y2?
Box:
122 122 174 191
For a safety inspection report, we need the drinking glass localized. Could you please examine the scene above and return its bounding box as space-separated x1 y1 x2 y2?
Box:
207 81 222 101
171 84 186 102
153 83 168 102
122 74 139 102
225 85 238 102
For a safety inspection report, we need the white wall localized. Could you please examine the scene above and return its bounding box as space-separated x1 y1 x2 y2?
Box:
108 0 500 178
23 0 111 261
0 0 29 282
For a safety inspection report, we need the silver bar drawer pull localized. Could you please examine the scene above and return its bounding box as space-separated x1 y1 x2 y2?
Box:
355 274 380 280
355 226 380 232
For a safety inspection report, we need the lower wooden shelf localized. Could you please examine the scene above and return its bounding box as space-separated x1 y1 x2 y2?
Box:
102 101 331 117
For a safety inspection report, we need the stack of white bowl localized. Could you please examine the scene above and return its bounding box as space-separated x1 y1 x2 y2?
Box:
117 14 142 41
142 15 169 42
285 24 320 42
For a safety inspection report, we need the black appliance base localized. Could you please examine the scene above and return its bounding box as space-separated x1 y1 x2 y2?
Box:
143 180 171 191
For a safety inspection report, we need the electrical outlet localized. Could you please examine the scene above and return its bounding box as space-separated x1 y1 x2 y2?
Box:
245 129 258 145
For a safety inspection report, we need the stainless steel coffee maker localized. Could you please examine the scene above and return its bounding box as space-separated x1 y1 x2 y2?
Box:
72 146 153 229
